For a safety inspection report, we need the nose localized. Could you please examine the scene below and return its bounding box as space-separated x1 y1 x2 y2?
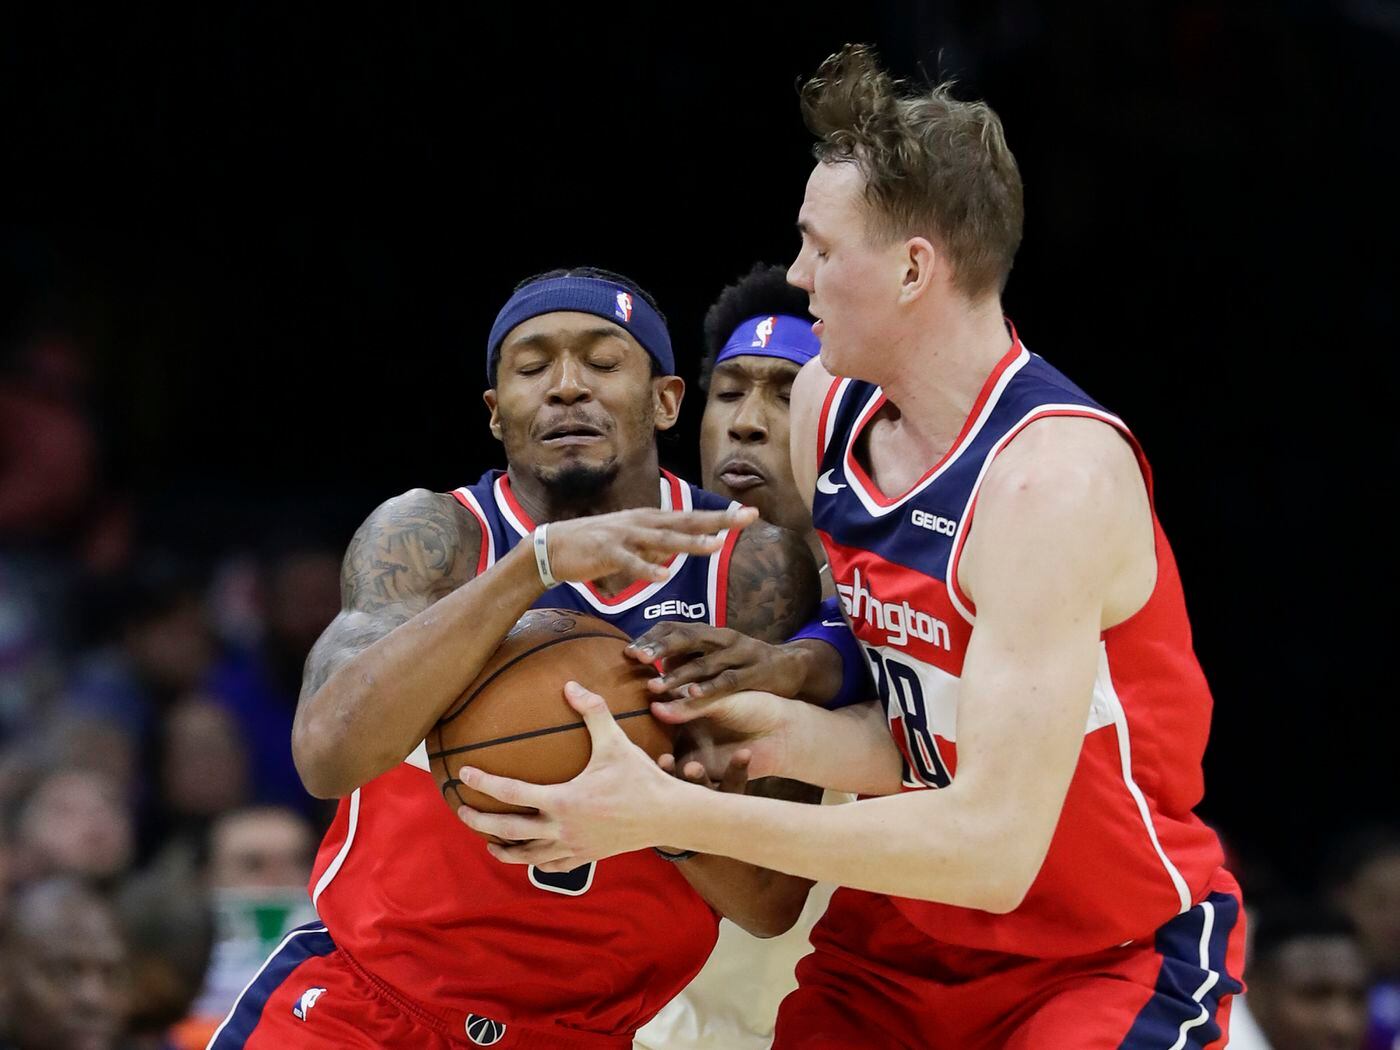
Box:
546 355 591 406
728 393 769 444
787 252 813 293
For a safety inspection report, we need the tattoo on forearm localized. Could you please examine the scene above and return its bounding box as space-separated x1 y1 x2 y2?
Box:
725 522 820 643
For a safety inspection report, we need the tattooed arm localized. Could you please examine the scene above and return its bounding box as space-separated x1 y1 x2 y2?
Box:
663 521 826 938
294 490 758 799
292 488 547 798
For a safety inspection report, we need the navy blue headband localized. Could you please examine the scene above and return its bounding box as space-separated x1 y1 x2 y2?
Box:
486 276 674 383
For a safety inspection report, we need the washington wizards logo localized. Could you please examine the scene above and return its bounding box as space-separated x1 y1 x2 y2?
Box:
752 315 775 348
615 291 633 323
466 1014 507 1045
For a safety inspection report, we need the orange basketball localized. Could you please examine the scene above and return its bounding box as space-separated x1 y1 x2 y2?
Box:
428 608 674 817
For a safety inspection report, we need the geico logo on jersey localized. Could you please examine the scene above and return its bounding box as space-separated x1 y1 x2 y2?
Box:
910 508 958 536
643 599 707 620
836 569 951 651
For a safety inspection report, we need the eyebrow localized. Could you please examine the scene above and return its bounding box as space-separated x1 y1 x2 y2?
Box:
504 325 629 353
713 358 800 383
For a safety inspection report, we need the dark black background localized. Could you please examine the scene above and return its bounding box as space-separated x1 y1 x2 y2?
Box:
4 1 1396 886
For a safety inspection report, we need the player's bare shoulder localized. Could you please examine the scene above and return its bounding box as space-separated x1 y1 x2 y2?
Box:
299 488 481 701
962 416 1155 624
725 519 820 644
341 487 482 610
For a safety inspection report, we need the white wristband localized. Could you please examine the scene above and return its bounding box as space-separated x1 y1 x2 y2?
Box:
532 524 558 588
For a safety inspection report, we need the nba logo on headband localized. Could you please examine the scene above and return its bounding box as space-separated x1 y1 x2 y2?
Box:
615 292 633 323
752 316 775 348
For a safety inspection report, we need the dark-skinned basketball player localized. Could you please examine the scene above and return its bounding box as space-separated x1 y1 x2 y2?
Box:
207 268 826 1050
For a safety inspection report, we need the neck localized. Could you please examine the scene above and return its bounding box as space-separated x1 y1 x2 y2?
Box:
876 295 1011 455
507 449 664 523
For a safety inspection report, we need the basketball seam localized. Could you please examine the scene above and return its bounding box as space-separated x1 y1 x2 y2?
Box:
427 708 655 759
437 631 628 724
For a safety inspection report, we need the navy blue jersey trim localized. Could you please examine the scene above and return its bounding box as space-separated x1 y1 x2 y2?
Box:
1119 892 1243 1048
209 921 336 1048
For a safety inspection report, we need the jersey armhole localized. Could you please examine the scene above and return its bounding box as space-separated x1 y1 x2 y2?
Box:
450 488 494 577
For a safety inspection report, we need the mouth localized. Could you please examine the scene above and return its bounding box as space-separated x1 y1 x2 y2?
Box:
538 421 606 447
716 458 768 492
812 319 825 338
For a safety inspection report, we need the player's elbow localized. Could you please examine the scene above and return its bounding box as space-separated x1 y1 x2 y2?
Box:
972 828 1049 915
292 693 373 799
729 878 813 939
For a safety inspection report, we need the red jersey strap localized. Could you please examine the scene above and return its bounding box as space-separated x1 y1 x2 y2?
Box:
710 525 743 628
450 488 493 578
815 376 843 471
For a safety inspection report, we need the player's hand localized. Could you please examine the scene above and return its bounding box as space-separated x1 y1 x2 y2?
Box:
546 506 757 585
624 623 809 700
651 688 793 783
456 681 678 868
659 748 752 794
652 749 751 854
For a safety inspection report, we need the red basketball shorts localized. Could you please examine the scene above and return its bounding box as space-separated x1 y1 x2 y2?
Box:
773 876 1246 1050
206 922 631 1050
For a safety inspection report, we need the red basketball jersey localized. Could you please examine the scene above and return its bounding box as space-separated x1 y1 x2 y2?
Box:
810 330 1229 958
310 471 741 1037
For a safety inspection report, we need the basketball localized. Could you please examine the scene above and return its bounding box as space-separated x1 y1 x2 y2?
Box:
428 608 674 817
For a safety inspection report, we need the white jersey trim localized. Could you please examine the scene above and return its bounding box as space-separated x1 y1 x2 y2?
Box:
493 475 693 615
311 788 360 910
1098 644 1193 914
842 347 1030 519
944 402 1130 626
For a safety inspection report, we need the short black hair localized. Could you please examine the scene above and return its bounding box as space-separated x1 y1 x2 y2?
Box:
1251 902 1359 972
492 266 667 386
699 263 812 391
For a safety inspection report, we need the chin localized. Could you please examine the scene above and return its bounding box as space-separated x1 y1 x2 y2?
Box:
539 460 620 502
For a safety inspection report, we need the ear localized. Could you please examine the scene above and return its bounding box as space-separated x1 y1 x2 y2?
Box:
897 236 939 305
482 389 503 442
651 375 686 432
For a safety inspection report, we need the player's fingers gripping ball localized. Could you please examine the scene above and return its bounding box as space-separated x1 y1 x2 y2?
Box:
428 609 675 840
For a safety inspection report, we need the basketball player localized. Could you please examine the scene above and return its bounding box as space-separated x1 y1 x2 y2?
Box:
209 267 828 1050
636 264 862 1050
625 263 867 712
455 47 1246 1050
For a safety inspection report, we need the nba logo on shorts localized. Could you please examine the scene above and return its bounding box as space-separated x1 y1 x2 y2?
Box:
465 1014 507 1046
292 986 326 1021
752 315 775 348
615 291 633 323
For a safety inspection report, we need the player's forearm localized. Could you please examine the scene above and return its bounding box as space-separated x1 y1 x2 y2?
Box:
776 699 905 795
662 784 1033 913
295 543 545 797
670 855 814 938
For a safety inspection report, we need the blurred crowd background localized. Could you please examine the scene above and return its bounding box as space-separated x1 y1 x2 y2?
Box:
2 2 1397 1049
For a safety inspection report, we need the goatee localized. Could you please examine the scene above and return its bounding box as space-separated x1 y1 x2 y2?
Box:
541 460 621 507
